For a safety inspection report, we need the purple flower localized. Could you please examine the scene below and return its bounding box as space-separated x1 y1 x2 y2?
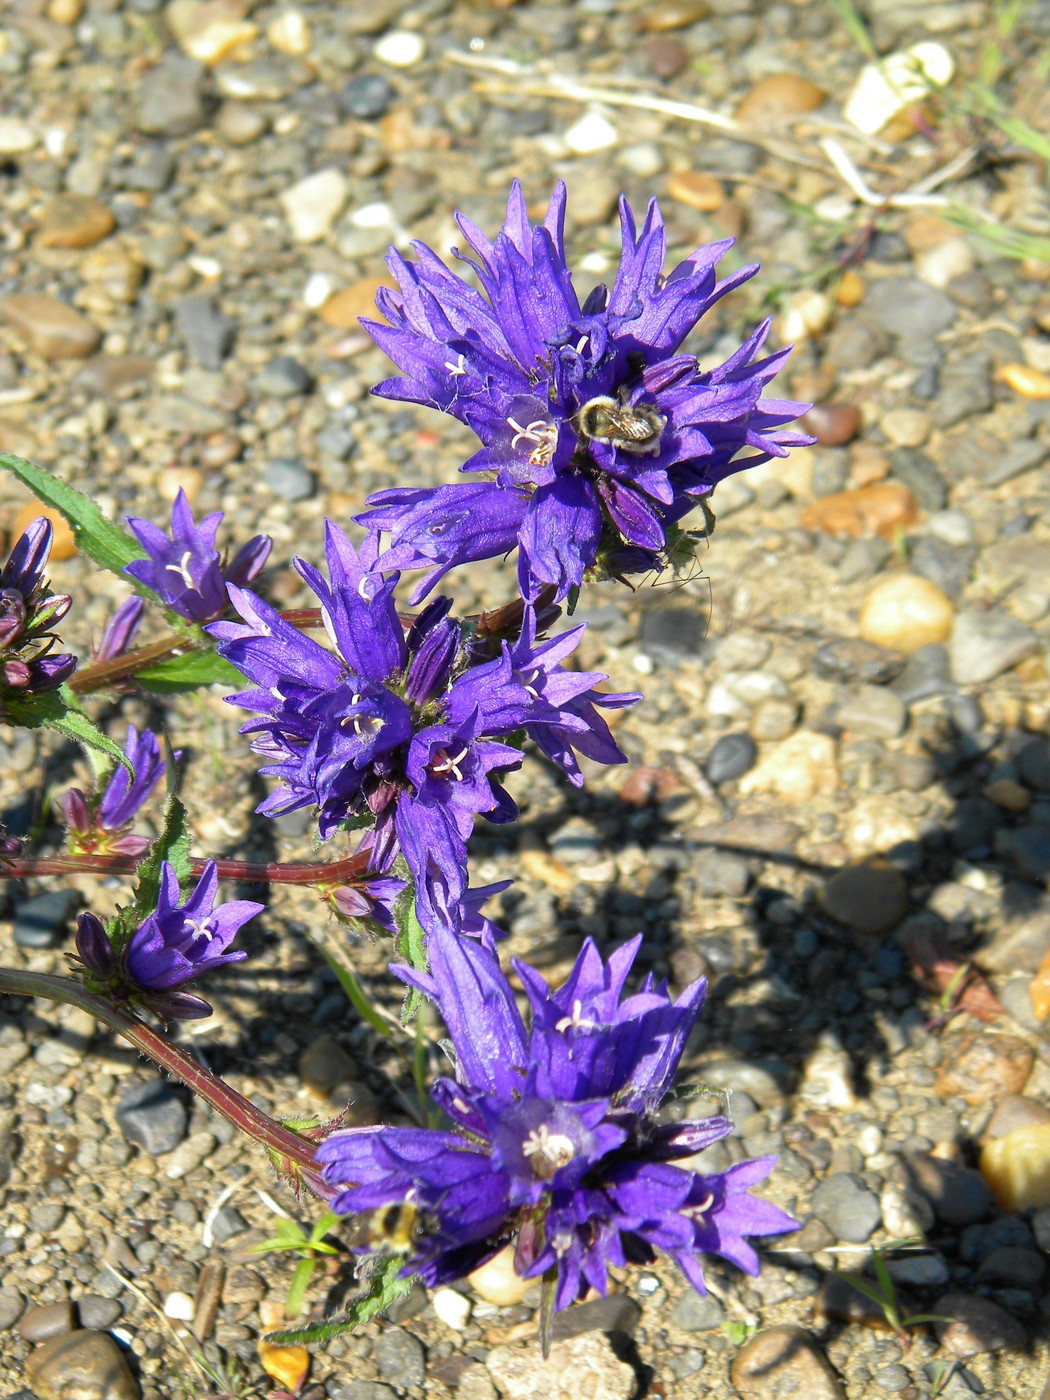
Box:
0 517 77 697
355 182 813 600
64 724 169 858
209 523 636 933
316 929 796 1312
125 489 272 623
92 596 145 663
121 861 262 1018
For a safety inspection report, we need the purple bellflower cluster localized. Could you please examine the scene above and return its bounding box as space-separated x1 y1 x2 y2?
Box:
357 182 813 600
210 523 638 933
317 927 796 1309
0 517 77 699
75 861 262 1019
63 723 168 858
125 489 272 624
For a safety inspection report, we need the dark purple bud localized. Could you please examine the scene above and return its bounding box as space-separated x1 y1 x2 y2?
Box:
27 592 72 634
226 533 273 589
1 517 52 596
3 659 30 688
75 912 117 978
27 653 78 690
142 988 214 1020
62 788 91 833
0 589 26 647
94 596 145 663
404 603 459 708
107 833 151 857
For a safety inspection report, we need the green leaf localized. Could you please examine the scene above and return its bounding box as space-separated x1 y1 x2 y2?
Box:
285 1256 316 1318
132 779 192 923
393 871 428 1024
264 1256 414 1346
0 453 146 581
6 686 133 775
841 1274 890 1310
134 647 242 694
308 1210 341 1249
871 1250 894 1300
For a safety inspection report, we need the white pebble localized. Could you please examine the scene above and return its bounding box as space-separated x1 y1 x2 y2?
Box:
279 168 350 244
857 1124 884 1157
843 42 954 135
0 118 35 155
432 1286 472 1330
374 29 425 67
564 110 618 154
303 272 335 309
632 652 654 675
578 251 611 275
267 8 310 56
163 1291 196 1321
350 201 395 229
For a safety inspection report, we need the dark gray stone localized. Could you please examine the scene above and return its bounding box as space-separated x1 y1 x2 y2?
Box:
264 457 316 502
983 438 1047 487
373 1328 425 1389
174 295 234 370
950 609 1040 684
932 358 994 429
901 1155 992 1227
959 1216 1034 1264
889 644 951 703
339 74 396 119
705 733 756 785
864 277 956 340
137 53 205 136
813 638 904 685
977 1246 1045 1290
12 890 77 949
948 796 1001 855
552 1295 640 1341
1017 739 1050 793
0 1291 22 1331
639 607 708 663
908 536 977 600
75 1296 121 1330
811 1173 881 1243
890 448 946 510
210 1206 249 1244
837 535 891 584
115 1078 188 1155
671 1290 725 1332
996 826 1050 881
118 143 176 193
255 356 312 398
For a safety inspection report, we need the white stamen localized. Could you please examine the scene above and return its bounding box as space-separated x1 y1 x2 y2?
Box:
555 999 596 1034
165 550 198 591
574 335 589 355
445 354 467 376
431 745 469 781
688 1192 715 1219
522 1124 576 1179
507 416 552 449
184 917 216 942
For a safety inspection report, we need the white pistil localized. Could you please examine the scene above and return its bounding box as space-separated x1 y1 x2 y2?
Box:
445 354 467 376
184 917 216 942
165 550 198 591
507 416 551 450
687 1192 715 1219
522 1124 576 1180
555 999 597 1034
574 334 589 355
431 745 469 781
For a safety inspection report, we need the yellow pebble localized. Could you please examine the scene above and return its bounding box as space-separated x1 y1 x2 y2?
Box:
980 1123 1050 1212
998 363 1050 399
258 1339 310 1392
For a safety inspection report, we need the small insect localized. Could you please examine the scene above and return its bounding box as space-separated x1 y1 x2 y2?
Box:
573 393 667 456
356 1200 422 1255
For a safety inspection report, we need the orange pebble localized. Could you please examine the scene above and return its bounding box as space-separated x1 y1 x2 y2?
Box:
12 500 76 560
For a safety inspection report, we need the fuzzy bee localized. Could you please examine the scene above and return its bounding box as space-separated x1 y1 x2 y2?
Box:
573 393 667 456
355 1200 423 1256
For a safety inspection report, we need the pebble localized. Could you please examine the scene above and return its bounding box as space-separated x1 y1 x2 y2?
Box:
668 172 724 212
25 1329 140 1400
163 1128 215 1179
468 1245 533 1307
996 825 1050 881
901 1154 991 1227
18 1301 76 1343
705 732 756 785
1030 955 1050 1021
1 294 100 360
886 1253 950 1287
174 294 234 370
320 277 391 328
977 1244 1045 1289
935 1030 1033 1108
820 862 908 935
36 194 114 249
811 1173 881 1243
299 1035 358 1096
864 276 956 340
280 168 350 243
431 1286 471 1331
999 362 1050 398
843 42 954 134
671 1291 724 1331
564 111 618 154
12 889 77 948
0 1291 23 1331
879 1182 934 1237
736 73 826 123
137 52 205 136
115 1079 187 1155
644 35 688 78
739 730 838 801
949 609 1040 684
980 1124 1050 1211
0 117 36 155
641 0 708 29
487 1333 635 1400
777 288 832 341
882 408 930 447
889 447 946 510
374 29 425 66
255 355 312 398
814 639 905 686
267 8 310 56
80 245 146 304
216 101 268 145
374 1328 425 1388
798 1041 856 1110
801 403 860 446
933 1293 1025 1358
835 685 906 739
801 482 917 539
750 696 799 741
340 74 396 119
76 1297 121 1330
638 606 708 663
859 575 954 653
166 0 258 63
264 457 315 501
730 1326 844 1400
553 1296 640 1343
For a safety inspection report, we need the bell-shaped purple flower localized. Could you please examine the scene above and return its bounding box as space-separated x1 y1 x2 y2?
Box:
92 596 145 664
317 928 796 1315
0 517 77 698
64 725 169 858
356 182 813 601
125 490 272 623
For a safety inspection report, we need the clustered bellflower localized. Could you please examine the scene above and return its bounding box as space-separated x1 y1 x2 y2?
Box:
0 517 77 698
125 489 272 623
357 181 813 600
210 523 638 932
63 723 168 857
317 927 796 1310
75 861 262 1019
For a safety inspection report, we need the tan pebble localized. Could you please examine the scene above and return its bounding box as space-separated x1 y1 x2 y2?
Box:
777 288 832 342
520 844 576 895
216 101 268 145
983 777 1031 813
730 1326 844 1400
738 730 838 802
980 1123 1050 1212
46 0 82 21
79 244 145 303
2 293 100 359
468 1245 533 1307
749 696 799 742
999 363 1050 399
319 278 394 328
298 1033 357 1095
843 796 919 859
26 1330 140 1400
267 8 310 55
935 1029 1033 1108
736 73 826 123
13 501 76 560
835 269 865 306
667 171 724 212
791 366 836 404
859 575 954 653
197 432 242 468
1031 950 1050 1022
36 193 114 249
166 0 259 64
847 444 890 488
903 213 957 252
258 1338 310 1391
156 467 203 506
881 408 929 448
801 481 917 540
983 1093 1050 1140
801 402 860 446
641 0 708 31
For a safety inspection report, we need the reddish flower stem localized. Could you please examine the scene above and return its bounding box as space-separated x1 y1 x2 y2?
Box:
0 967 320 1176
0 850 371 886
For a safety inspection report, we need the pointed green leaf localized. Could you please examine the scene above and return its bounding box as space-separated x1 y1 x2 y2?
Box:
131 778 192 924
264 1256 413 1346
6 687 133 775
393 870 427 1023
134 647 242 694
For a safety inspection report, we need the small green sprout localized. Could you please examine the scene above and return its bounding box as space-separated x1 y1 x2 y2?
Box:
249 1209 342 1317
841 1243 950 1347
722 1318 759 1346
928 1357 960 1398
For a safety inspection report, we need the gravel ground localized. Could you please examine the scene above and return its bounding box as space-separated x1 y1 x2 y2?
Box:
1 0 1050 1396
